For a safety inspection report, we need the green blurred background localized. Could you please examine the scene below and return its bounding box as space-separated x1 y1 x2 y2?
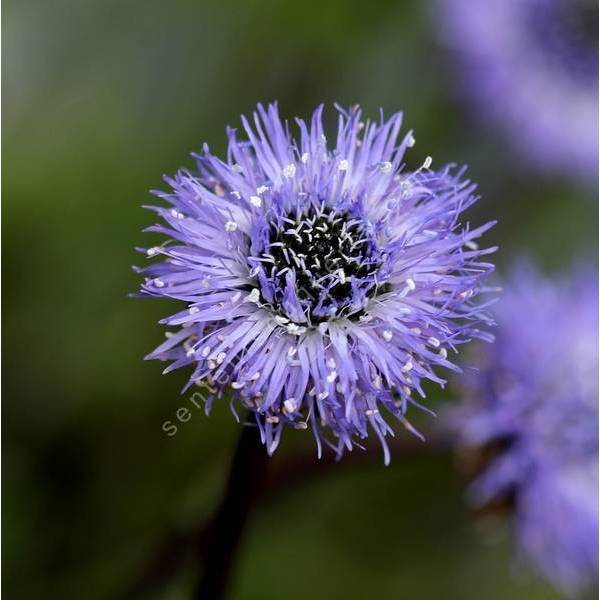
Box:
3 0 597 598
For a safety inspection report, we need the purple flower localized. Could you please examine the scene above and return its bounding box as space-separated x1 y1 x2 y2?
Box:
454 263 598 595
137 103 495 462
438 0 598 184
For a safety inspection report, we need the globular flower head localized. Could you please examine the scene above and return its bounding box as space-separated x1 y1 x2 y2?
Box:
438 0 598 184
137 103 495 462
453 262 598 595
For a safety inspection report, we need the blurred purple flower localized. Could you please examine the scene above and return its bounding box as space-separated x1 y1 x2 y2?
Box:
438 0 598 184
454 262 598 595
137 103 495 462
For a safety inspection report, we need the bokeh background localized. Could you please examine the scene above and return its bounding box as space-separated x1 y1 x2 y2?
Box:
3 1 597 598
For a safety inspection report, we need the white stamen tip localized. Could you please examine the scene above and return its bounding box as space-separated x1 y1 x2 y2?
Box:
189 306 199 315
283 163 296 178
287 322 306 336
406 278 416 291
407 134 416 148
256 185 269 195
428 337 441 348
382 330 393 342
244 289 260 304
422 156 432 169
301 152 310 164
326 371 338 383
401 360 413 373
249 195 262 207
231 190 241 199
170 209 185 219
283 398 297 413
232 164 243 173
146 247 159 257
338 159 349 171
153 279 165 288
224 221 238 232
381 161 393 174
400 179 412 194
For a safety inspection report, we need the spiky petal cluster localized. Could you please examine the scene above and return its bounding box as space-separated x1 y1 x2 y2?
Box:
453 263 598 595
438 0 598 184
138 103 495 462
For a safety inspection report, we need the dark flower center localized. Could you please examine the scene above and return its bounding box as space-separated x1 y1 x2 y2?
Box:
269 209 378 301
254 206 388 323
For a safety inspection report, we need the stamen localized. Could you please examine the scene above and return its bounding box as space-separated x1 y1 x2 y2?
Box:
244 289 260 304
283 164 296 178
283 398 297 413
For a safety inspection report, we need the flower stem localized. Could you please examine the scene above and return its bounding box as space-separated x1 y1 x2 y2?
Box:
195 423 269 599
124 430 447 599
